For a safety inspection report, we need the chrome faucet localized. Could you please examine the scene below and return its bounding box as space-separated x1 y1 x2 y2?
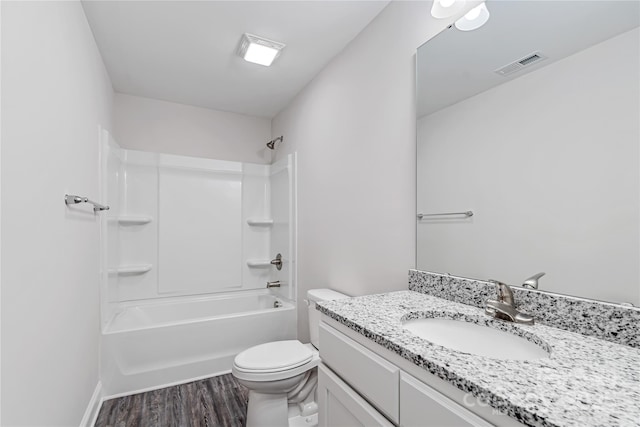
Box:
266 281 281 289
522 272 545 289
485 280 534 325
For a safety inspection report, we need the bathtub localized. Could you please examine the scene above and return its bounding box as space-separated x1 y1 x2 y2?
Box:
101 290 296 396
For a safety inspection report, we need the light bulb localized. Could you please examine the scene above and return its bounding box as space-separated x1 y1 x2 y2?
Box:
454 2 490 31
431 0 465 19
464 4 482 20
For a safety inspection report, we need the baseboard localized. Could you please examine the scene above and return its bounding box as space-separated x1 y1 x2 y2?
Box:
80 381 103 427
102 369 232 400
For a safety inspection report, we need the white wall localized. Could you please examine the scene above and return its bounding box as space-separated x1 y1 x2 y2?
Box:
114 93 272 164
272 1 478 342
0 3 3 421
417 28 640 305
1 2 113 425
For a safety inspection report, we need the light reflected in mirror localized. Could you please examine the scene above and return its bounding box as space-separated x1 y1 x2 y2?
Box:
416 1 640 305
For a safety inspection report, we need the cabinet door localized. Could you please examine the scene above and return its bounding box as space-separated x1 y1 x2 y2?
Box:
400 372 493 427
318 363 395 427
319 323 400 423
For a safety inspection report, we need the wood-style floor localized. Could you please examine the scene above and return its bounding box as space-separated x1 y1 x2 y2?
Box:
94 374 249 427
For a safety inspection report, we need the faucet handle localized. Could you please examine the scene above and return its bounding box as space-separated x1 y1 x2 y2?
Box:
485 300 534 325
485 280 535 325
522 272 546 289
488 279 514 306
270 253 283 270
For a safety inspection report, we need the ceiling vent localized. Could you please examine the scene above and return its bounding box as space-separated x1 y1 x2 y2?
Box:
494 52 547 76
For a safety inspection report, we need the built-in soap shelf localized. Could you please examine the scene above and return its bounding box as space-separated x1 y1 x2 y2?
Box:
246 259 272 268
246 218 274 226
108 264 153 276
109 215 153 225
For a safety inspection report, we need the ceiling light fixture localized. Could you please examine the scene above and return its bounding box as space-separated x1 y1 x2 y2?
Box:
237 33 285 67
454 2 490 31
430 0 465 19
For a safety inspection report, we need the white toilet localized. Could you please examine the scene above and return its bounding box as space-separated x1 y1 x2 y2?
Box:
232 288 348 427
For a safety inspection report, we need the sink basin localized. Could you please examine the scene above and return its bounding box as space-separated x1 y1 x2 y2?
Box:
403 318 550 361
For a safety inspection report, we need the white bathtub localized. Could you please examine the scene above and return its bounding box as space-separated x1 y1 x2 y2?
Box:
101 290 296 396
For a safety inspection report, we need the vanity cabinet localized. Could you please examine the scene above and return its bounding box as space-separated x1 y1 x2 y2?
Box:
318 364 395 427
319 320 400 423
319 319 514 427
400 372 492 427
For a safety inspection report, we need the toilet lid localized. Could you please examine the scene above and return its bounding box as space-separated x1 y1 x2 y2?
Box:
234 340 313 372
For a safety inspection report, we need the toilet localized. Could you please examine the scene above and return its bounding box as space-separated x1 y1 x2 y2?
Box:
232 288 348 427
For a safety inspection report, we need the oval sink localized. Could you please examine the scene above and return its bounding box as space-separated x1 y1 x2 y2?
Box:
403 318 550 361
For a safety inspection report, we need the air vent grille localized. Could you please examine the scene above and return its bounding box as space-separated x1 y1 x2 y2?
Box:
519 53 542 66
495 52 547 76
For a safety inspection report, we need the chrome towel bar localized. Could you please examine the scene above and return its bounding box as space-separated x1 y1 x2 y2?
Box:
417 211 473 219
64 194 110 212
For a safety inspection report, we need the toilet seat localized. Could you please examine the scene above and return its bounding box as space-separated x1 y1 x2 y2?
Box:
232 341 319 382
235 340 313 372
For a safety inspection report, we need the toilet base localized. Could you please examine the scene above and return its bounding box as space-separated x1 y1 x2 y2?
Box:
246 391 289 427
244 393 319 427
233 343 323 427
288 412 318 427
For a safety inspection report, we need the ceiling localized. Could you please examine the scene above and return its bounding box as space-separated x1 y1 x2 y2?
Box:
417 0 640 117
82 1 390 118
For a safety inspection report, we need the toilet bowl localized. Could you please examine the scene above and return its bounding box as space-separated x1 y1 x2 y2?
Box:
232 289 348 427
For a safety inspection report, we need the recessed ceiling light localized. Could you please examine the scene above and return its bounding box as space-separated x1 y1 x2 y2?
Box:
455 2 490 31
237 33 285 67
431 0 466 19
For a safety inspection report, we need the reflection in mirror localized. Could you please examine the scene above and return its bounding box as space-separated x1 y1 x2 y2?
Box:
416 1 640 305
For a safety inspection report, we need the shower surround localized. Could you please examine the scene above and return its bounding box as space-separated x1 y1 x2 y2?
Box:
99 131 297 396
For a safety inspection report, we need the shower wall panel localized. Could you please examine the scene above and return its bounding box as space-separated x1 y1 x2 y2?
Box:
270 156 295 302
158 162 242 295
117 150 158 301
242 163 272 290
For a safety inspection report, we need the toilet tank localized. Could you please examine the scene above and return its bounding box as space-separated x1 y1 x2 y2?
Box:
307 289 349 349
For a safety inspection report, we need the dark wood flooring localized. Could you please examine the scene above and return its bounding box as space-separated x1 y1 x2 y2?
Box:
95 374 249 427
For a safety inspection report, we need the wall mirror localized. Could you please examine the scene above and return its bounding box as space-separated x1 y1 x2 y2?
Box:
416 0 640 305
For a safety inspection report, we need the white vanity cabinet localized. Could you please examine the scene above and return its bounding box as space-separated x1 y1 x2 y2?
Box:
319 317 522 427
319 321 400 423
400 372 492 427
318 364 395 427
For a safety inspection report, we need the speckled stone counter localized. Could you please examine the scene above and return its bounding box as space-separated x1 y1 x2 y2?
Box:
409 270 640 348
317 291 640 427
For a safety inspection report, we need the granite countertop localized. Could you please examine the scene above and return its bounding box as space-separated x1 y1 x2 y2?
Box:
317 290 640 427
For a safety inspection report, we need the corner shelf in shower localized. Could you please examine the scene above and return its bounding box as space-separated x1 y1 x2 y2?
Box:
108 264 153 276
109 215 153 225
246 259 272 268
246 218 274 226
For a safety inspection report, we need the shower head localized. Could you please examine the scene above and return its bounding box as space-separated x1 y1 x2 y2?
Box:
266 136 283 150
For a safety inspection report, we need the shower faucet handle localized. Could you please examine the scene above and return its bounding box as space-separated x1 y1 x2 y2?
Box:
270 253 283 270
